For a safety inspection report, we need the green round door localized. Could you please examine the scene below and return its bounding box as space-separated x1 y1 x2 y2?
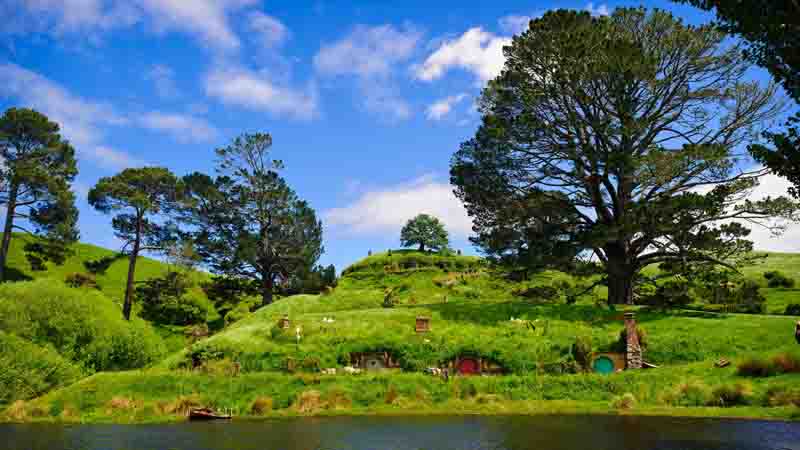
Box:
593 356 615 374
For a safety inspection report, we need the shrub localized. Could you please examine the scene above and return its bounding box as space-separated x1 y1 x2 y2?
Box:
137 272 210 326
764 386 800 407
708 382 752 407
64 272 99 289
737 353 800 377
611 393 636 410
0 331 84 404
201 276 259 318
764 271 795 288
785 304 800 316
0 280 164 371
571 336 593 371
661 380 711 407
513 285 559 301
250 397 274 415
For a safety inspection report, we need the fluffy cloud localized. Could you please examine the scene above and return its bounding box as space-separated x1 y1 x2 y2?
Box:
92 146 148 170
498 14 533 35
733 172 800 253
10 0 256 50
414 28 510 84
426 93 467 120
585 2 611 16
204 67 318 120
247 11 289 48
146 64 180 99
314 24 422 121
315 24 421 77
324 175 473 238
0 63 138 169
138 111 218 142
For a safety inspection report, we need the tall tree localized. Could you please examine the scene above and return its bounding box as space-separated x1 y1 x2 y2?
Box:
88 167 182 320
0 107 79 281
673 1 800 197
400 214 450 252
182 133 323 307
451 8 797 305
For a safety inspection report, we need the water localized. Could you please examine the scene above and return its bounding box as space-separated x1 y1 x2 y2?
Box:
2 415 799 450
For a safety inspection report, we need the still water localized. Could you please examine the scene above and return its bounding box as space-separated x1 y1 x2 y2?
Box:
2 415 799 450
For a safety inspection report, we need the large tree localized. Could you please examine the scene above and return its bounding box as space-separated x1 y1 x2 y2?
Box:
0 107 79 281
182 133 323 307
400 214 450 252
88 167 183 320
451 8 797 305
674 1 800 197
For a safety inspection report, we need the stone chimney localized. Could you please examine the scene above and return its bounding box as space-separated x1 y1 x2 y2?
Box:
624 312 642 369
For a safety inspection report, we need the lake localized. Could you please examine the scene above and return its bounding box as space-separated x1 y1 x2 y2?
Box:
2 415 799 450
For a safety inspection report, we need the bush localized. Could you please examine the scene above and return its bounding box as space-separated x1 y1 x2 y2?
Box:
785 304 800 316
250 397 274 415
764 386 800 407
737 353 800 377
137 272 210 326
764 271 795 288
513 285 559 301
0 280 164 371
571 336 592 371
64 272 99 289
611 393 636 410
661 380 711 407
0 331 84 404
708 382 752 407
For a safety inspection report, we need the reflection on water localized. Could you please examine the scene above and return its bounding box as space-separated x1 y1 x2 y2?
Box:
2 415 799 450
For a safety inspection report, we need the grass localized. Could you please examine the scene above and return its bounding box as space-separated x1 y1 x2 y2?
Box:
3 248 800 422
0 232 211 305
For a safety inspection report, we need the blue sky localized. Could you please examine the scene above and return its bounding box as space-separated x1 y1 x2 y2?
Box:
1 0 795 271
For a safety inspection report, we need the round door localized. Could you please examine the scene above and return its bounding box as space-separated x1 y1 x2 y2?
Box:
593 356 615 374
458 358 479 375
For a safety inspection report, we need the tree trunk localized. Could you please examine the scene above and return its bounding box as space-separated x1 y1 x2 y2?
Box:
607 270 634 305
261 272 274 307
0 182 19 283
122 213 143 321
418 243 425 252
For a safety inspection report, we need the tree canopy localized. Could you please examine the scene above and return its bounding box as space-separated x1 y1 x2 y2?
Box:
0 107 79 281
674 1 800 199
88 167 183 320
400 214 449 252
451 8 797 304
182 133 323 307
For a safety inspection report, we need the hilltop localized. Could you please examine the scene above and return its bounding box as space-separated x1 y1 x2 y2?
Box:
5 248 799 422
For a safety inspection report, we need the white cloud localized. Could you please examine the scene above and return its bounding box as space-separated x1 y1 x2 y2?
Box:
415 27 510 84
426 93 467 120
204 67 318 120
146 64 180 99
314 24 421 121
585 2 611 16
314 24 421 77
139 111 218 142
732 172 800 253
0 63 142 170
247 11 289 48
92 146 148 170
11 0 256 50
324 175 473 238
498 14 532 35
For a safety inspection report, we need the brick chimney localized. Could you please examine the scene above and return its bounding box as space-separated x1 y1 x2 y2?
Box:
624 312 642 369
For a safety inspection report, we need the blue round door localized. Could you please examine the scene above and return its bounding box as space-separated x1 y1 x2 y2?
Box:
593 356 615 374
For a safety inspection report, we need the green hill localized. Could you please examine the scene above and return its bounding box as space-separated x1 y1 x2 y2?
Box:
7 249 799 422
0 232 210 304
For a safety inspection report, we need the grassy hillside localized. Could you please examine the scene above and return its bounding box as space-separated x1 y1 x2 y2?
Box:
1 232 210 304
10 249 799 422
